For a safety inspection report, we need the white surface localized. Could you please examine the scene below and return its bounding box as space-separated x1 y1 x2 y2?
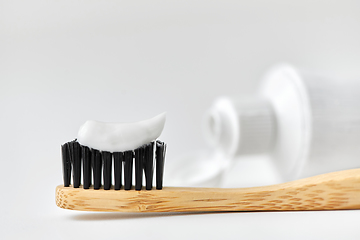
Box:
1 0 360 239
77 112 166 152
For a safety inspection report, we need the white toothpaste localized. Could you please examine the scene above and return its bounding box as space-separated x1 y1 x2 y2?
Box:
77 112 166 152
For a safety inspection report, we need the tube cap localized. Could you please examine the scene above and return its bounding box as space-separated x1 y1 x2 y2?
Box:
204 96 276 156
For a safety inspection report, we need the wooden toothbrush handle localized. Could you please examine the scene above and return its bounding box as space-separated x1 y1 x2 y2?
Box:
56 168 360 212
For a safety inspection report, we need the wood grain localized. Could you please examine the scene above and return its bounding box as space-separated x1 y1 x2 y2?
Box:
56 168 360 212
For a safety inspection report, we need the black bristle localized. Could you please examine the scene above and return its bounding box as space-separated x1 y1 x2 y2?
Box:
61 139 166 191
82 146 92 189
134 147 144 191
61 143 71 187
92 149 102 190
102 151 112 190
69 141 82 188
156 141 166 190
124 150 134 190
113 152 123 190
144 142 154 190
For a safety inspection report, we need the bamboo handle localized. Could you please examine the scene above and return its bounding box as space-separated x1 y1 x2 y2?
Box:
56 168 360 212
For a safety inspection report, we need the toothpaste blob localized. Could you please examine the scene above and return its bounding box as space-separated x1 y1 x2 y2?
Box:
77 112 166 152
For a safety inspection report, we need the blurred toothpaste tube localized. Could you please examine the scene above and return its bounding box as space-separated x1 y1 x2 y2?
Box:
204 64 360 181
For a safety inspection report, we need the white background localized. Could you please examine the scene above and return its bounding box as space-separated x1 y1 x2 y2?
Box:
1 0 360 239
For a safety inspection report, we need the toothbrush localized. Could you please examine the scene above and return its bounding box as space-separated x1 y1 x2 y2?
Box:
56 168 360 212
56 113 360 212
